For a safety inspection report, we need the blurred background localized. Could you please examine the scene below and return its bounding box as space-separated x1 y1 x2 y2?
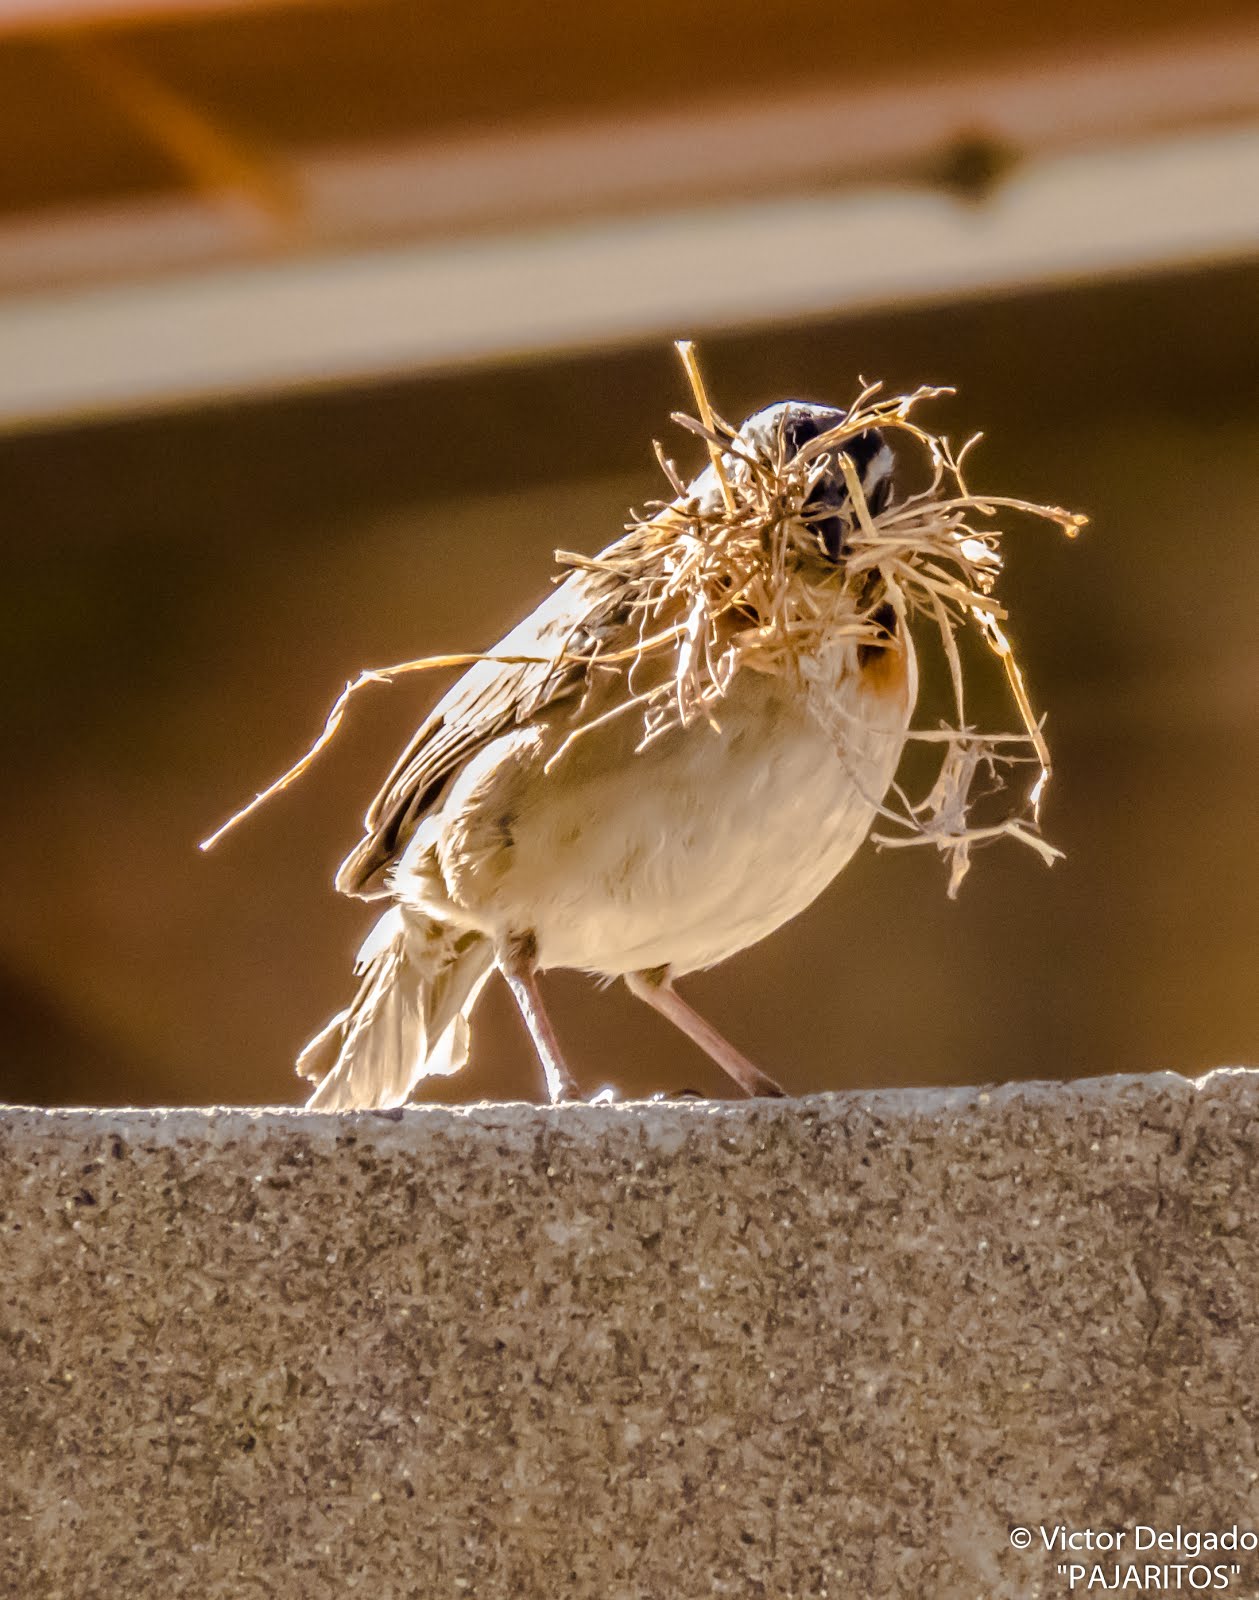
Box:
1 0 1257 1107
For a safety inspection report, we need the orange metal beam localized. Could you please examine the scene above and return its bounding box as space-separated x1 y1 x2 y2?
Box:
57 33 301 224
0 0 334 35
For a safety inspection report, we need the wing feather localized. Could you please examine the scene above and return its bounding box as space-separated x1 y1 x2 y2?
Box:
335 566 615 897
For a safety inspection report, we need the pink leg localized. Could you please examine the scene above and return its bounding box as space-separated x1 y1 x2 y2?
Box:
625 970 786 1098
499 934 579 1104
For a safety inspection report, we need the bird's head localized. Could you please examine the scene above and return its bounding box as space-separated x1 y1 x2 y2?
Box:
740 400 896 562
688 399 895 564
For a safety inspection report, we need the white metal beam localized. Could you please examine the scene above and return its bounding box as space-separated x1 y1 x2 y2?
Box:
0 125 1256 432
2 23 1257 298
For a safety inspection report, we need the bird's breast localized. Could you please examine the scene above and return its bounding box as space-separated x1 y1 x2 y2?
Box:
411 631 917 977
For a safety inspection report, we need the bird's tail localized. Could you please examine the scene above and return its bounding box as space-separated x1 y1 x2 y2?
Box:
299 907 494 1110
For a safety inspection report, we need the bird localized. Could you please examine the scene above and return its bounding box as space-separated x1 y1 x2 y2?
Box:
298 399 918 1109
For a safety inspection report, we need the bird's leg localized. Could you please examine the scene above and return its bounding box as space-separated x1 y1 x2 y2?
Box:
625 968 787 1098
498 932 579 1104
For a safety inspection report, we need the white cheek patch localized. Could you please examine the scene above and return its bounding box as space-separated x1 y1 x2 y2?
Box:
864 441 896 503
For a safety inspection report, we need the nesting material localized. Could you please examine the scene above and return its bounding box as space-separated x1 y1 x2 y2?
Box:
202 343 1082 895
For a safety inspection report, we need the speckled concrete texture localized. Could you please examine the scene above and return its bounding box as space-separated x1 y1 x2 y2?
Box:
3 1072 1259 1598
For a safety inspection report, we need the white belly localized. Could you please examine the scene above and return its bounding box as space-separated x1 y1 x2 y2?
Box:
399 638 916 977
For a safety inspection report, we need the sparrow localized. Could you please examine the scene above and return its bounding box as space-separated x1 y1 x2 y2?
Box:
299 399 917 1108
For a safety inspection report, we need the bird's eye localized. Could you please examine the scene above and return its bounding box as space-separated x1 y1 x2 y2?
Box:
779 408 846 463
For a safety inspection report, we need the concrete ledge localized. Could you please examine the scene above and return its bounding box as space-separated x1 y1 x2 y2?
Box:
3 1072 1258 1598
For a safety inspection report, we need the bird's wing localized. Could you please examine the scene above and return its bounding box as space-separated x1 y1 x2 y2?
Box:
335 565 619 897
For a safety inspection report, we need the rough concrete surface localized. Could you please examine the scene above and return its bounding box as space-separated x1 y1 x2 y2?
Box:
2 1072 1259 1599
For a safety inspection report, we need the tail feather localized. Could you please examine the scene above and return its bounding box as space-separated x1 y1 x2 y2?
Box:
300 908 493 1110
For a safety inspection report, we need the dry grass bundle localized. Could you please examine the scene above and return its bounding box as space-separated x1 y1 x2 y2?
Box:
203 341 1082 895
